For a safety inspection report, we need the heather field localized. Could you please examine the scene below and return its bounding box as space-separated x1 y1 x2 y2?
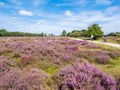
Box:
98 36 120 44
0 37 120 90
106 37 120 44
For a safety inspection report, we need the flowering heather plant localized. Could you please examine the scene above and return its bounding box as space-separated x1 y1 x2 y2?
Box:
0 69 21 90
57 62 116 90
95 54 110 64
96 50 108 55
69 40 80 45
22 46 34 55
61 53 72 61
17 55 35 68
65 45 78 51
0 68 48 90
108 52 119 58
21 55 33 64
79 40 88 45
54 58 61 65
17 68 48 90
84 43 101 49
11 41 25 48
0 56 10 76
0 56 16 76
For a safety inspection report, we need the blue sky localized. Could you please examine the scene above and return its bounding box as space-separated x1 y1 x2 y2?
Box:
0 0 120 35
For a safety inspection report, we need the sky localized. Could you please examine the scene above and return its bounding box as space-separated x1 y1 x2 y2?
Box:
0 0 120 35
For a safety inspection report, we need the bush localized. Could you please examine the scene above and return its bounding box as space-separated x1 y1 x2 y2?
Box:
17 55 35 68
56 62 116 90
0 68 48 90
0 57 9 76
95 55 110 64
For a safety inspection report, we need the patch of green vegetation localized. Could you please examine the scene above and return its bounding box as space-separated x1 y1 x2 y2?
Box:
35 61 59 75
4 52 14 58
97 37 120 44
98 56 120 78
45 66 58 75
101 45 120 52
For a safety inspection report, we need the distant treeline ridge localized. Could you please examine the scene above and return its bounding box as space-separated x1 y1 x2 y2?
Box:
0 29 55 37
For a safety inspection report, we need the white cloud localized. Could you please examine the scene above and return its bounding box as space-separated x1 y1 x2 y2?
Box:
1 5 120 35
96 0 112 5
19 10 34 16
65 10 72 16
0 2 5 6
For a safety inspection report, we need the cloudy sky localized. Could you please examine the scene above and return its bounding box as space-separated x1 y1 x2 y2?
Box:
0 0 120 35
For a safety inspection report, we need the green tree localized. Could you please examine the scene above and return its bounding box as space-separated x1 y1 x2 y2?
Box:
80 29 87 37
0 29 8 36
69 31 80 37
86 24 104 40
67 32 71 36
67 30 87 37
61 30 67 37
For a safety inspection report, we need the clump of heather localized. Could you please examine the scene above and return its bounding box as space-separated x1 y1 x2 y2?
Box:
21 55 33 64
11 41 25 48
84 43 101 49
0 56 16 76
65 45 78 51
56 62 116 90
95 54 110 64
108 52 119 59
0 68 48 90
79 40 88 45
18 55 35 68
0 69 21 89
69 40 80 45
17 68 48 90
0 56 10 76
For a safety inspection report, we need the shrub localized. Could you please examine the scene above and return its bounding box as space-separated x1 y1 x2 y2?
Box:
17 68 47 90
65 45 78 51
17 55 35 69
95 55 110 64
0 68 48 90
0 56 12 76
0 69 21 89
57 62 116 90
69 40 80 44
108 52 118 59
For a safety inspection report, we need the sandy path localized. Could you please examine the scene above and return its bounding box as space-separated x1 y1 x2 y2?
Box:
72 38 120 49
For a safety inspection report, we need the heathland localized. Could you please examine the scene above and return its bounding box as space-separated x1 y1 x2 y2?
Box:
0 37 120 90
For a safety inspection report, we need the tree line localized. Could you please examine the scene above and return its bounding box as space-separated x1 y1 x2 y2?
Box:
61 23 120 39
61 24 104 40
107 32 120 37
0 29 56 37
1 23 119 38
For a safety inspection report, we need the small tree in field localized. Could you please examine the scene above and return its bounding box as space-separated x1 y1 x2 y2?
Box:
87 24 104 40
61 30 67 37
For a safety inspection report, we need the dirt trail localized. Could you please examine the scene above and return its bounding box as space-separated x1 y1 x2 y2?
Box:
72 38 120 49
89 41 120 48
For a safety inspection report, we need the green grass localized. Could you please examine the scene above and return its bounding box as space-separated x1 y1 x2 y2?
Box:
33 60 59 75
